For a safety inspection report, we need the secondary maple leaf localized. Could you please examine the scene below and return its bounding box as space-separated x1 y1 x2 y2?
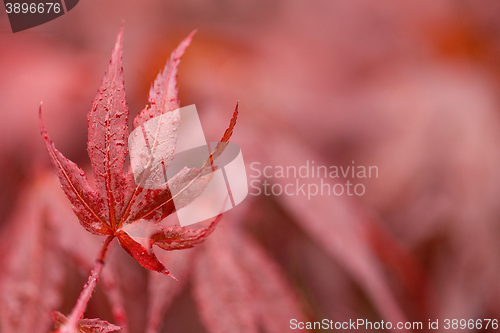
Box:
192 223 307 333
52 311 122 333
39 27 238 279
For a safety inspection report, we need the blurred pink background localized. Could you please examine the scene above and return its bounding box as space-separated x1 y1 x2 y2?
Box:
2 1 500 332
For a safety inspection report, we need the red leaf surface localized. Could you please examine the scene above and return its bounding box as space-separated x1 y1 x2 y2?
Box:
86 27 129 229
116 231 171 276
133 31 196 129
40 110 110 235
152 214 221 251
52 311 122 333
40 28 238 279
122 101 238 228
116 215 221 278
209 102 239 163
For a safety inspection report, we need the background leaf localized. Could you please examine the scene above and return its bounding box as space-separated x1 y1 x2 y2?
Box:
192 223 307 333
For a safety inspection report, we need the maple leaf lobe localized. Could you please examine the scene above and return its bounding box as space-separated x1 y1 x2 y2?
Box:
87 27 129 228
41 27 240 280
39 106 111 236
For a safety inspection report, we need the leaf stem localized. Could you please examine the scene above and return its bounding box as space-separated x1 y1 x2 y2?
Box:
60 235 115 333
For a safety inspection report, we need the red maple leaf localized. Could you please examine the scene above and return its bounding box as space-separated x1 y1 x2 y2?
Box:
38 27 238 332
39 27 237 277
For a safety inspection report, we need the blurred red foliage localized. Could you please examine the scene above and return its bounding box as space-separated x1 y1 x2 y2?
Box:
2 1 500 332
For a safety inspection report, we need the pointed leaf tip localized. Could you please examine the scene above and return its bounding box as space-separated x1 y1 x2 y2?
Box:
132 31 196 128
164 270 179 283
116 231 169 273
186 29 197 42
39 103 44 130
203 104 239 167
220 102 239 143
113 26 124 59
39 104 112 235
